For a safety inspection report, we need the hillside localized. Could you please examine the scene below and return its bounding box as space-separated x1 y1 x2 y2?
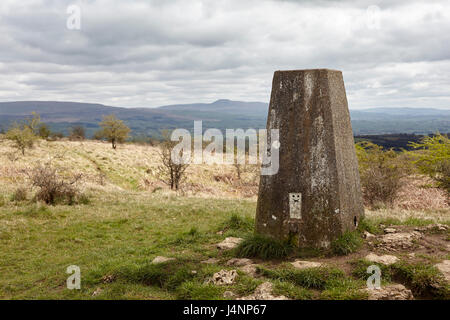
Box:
0 100 449 137
0 139 448 300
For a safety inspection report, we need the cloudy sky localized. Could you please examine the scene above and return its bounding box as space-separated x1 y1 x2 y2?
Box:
0 0 449 109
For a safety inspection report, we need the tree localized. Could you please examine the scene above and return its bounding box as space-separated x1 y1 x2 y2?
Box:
409 133 450 197
38 123 51 140
96 115 130 149
6 123 38 155
69 125 86 141
156 130 190 190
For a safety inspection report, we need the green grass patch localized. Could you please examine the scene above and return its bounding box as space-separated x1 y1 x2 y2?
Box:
271 280 313 300
350 259 393 283
357 218 382 235
257 265 345 290
14 204 52 218
235 234 293 260
390 261 450 299
176 281 225 300
108 260 199 291
331 231 363 256
320 278 368 300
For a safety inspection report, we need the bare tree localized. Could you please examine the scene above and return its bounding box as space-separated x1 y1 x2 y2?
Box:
156 130 190 190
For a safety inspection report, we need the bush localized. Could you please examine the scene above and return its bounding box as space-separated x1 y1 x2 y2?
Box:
235 234 293 260
69 126 86 141
331 231 363 256
356 141 407 207
409 133 450 198
38 123 51 139
10 187 28 202
27 163 83 205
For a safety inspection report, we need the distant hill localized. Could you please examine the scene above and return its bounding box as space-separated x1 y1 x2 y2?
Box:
0 100 449 137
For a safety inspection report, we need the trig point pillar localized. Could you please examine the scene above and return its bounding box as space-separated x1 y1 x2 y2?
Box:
255 69 364 249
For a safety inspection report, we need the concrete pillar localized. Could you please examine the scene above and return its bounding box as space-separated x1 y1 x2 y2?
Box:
255 69 364 249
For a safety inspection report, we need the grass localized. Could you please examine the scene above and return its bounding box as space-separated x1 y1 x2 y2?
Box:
257 265 345 290
271 280 313 300
351 258 450 299
0 139 448 300
0 192 256 299
259 264 367 299
390 261 450 299
235 234 293 260
330 231 363 256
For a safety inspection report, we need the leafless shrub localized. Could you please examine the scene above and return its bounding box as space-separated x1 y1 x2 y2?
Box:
26 163 83 205
156 130 189 190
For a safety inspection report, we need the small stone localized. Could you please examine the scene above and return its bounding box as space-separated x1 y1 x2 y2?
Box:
101 274 116 283
152 256 175 264
216 237 243 250
201 258 220 264
226 258 253 267
365 284 413 300
238 282 289 300
208 270 238 285
365 253 399 265
223 291 235 298
434 260 450 282
191 270 197 274
290 260 323 269
407 253 416 258
363 231 375 239
92 288 103 297
240 264 258 277
384 228 397 234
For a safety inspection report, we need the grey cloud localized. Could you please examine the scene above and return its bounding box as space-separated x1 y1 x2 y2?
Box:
0 0 449 108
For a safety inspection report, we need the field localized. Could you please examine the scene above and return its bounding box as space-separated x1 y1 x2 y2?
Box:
0 139 449 300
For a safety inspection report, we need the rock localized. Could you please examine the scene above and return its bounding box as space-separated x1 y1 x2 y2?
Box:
384 228 397 234
290 260 323 269
223 291 235 298
152 256 175 264
208 270 238 285
92 287 103 297
365 284 414 300
238 282 289 300
226 258 253 267
376 232 422 251
240 264 258 277
434 260 450 282
216 237 243 250
365 253 399 266
415 224 448 233
201 258 220 264
363 231 375 239
407 253 416 258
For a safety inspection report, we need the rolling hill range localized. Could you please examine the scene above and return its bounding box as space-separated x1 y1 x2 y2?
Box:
0 100 449 137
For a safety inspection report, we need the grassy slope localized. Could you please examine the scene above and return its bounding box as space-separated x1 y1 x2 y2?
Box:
0 139 448 299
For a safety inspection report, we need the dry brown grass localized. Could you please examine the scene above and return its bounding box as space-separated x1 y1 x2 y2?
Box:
0 139 258 199
0 139 447 221
394 175 449 210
